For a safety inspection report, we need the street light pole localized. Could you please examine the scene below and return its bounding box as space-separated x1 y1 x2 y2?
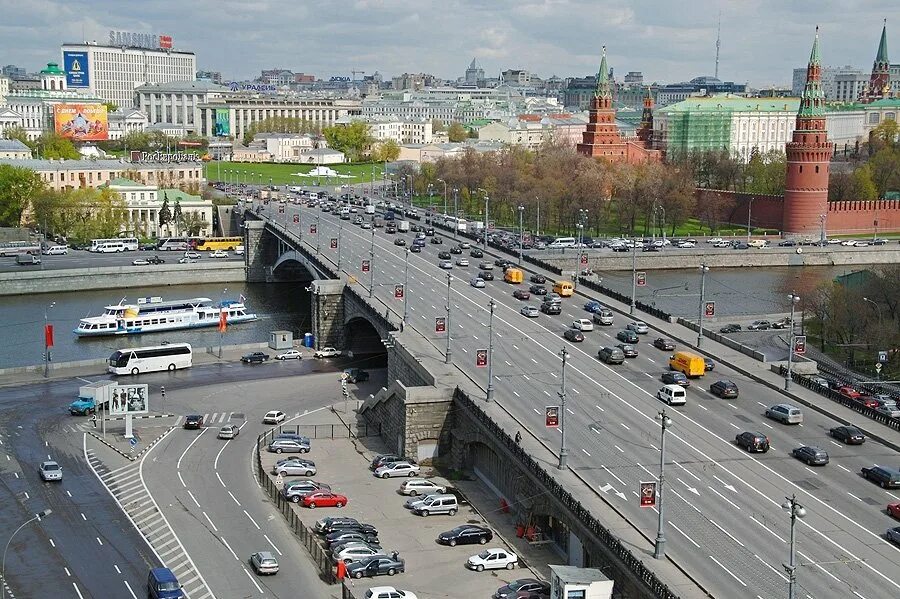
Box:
536 197 541 237
863 297 883 325
746 197 754 243
368 225 375 298
452 188 459 241
43 302 55 378
3 509 52 599
517 205 525 266
487 299 496 401
630 238 637 315
403 248 410 325
483 193 490 249
819 213 827 245
785 292 800 391
316 212 321 254
782 495 806 599
653 410 672 559
438 178 448 215
445 274 453 364
337 222 343 271
557 348 569 469
697 264 710 347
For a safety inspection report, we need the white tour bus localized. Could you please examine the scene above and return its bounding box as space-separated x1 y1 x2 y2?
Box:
547 237 577 249
95 241 128 253
91 237 139 252
108 343 193 375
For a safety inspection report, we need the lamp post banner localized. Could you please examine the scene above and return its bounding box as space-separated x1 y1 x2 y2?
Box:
640 481 657 507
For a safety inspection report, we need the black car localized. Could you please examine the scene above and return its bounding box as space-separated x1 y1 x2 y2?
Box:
736 431 770 453
430 236 443 244
778 239 797 247
661 371 689 386
479 271 495 281
541 303 561 315
719 324 742 333
393 238 406 246
344 368 369 383
861 466 900 488
370 454 405 470
616 344 638 358
241 352 270 364
529 285 547 295
147 255 165 265
437 524 493 547
495 258 512 268
530 274 546 284
494 579 551 599
346 555 405 579
563 329 585 342
652 337 675 351
470 248 484 258
183 414 204 429
438 251 451 260
710 380 739 398
425 228 435 236
450 246 462 254
410 245 422 253
792 446 829 466
704 358 715 371
829 425 865 445
411 224 423 232
616 330 639 344
771 317 791 329
316 516 378 535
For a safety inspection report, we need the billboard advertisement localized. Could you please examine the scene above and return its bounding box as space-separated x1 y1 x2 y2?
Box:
109 384 149 415
54 104 108 141
214 108 230 136
63 51 90 88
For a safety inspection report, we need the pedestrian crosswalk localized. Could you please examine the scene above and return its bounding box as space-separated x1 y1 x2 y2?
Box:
63 412 243 434
173 412 242 426
85 445 216 599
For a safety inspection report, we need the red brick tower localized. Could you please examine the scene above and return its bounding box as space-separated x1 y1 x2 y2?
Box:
859 19 891 103
782 28 834 235
576 47 623 156
636 87 654 144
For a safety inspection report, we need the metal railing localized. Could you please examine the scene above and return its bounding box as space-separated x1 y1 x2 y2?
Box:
271 422 382 440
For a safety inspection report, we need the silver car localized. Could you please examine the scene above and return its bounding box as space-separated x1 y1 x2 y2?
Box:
249 551 279 575
626 321 649 334
217 425 240 440
268 438 310 454
399 479 446 496
273 458 317 477
374 461 420 478
39 460 62 481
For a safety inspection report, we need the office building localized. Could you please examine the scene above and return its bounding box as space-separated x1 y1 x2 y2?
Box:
656 76 747 106
0 158 203 192
196 96 360 140
136 80 226 133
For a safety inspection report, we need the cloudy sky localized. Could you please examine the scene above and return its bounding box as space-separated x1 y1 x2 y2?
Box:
1 0 898 86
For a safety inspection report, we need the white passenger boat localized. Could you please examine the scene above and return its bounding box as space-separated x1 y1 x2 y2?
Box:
73 296 258 337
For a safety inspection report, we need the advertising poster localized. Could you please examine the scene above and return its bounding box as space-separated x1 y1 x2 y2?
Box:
214 108 230 136
109 384 149 415
54 104 108 141
63 51 90 88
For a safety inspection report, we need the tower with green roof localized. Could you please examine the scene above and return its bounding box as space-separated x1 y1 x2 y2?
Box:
860 19 892 103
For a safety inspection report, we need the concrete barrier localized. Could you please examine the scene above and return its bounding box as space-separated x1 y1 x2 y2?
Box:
676 318 768 362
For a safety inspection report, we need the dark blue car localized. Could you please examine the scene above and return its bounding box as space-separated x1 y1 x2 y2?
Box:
584 301 602 313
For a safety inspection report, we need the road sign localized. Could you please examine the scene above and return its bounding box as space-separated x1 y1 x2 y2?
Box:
793 335 806 355
636 271 646 287
310 224 317 234
330 238 338 249
361 260 370 273
394 284 404 299
129 438 137 447
580 253 588 267
275 475 284 488
435 317 446 333
488 221 495 230
545 406 559 427
475 349 488 368
293 214 299 223
704 301 715 318
875 362 883 373
640 481 657 508
879 350 889 363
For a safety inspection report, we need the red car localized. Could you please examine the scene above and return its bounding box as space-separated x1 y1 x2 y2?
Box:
302 491 348 509
839 386 861 400
512 289 531 301
855 395 880 408
889 503 900 519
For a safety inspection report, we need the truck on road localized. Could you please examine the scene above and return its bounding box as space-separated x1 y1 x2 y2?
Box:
69 381 116 415
397 220 410 233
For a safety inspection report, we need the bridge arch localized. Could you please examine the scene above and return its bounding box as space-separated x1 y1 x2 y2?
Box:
344 316 386 357
272 250 324 281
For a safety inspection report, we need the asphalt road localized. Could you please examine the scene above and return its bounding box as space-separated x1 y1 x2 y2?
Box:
0 249 242 273
252 197 900 599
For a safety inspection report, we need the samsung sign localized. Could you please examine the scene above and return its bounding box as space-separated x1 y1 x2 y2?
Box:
108 30 173 50
228 82 277 93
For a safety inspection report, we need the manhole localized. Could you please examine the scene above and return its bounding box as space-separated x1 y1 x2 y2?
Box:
734 414 755 423
794 479 819 491
862 497 882 506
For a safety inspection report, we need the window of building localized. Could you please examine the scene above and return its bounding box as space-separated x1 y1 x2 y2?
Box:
815 166 819 173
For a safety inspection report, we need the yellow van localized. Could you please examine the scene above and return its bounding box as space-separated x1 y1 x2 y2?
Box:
553 281 574 297
669 351 706 377
504 268 524 284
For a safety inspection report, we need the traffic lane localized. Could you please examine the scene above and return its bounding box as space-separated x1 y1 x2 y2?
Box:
0 249 243 272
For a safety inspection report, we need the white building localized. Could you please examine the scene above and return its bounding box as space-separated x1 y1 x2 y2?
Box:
477 114 588 149
834 72 869 103
105 178 212 237
197 96 360 141
335 116 433 144
61 40 196 108
135 80 226 133
108 108 148 140
0 158 204 192
252 133 316 162
0 139 31 159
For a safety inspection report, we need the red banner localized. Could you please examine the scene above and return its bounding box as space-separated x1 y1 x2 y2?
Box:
640 481 657 507
330 238 338 249
361 260 370 273
435 317 446 333
218 310 227 333
545 406 559 427
636 272 646 287
44 324 54 348
704 301 715 318
476 349 488 367
580 253 588 266
394 284 404 299
310 224 317 234
278 204 284 214
794 335 806 355
293 214 299 223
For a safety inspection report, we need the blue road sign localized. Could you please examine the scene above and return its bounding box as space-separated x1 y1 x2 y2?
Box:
129 438 137 447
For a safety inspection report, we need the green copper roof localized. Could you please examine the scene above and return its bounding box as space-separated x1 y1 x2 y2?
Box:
595 46 611 99
798 30 826 119
40 62 63 75
809 28 821 64
657 96 800 114
876 19 889 63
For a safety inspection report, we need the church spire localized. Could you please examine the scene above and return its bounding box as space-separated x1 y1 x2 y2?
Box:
809 26 821 65
798 27 825 119
595 46 611 99
876 19 889 63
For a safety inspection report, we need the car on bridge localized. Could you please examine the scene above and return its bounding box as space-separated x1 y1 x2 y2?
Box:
529 284 547 295
438 251 451 260
829 425 865 445
520 306 539 318
513 289 531 301
39 460 63 482
456 258 469 267
861 466 900 488
593 309 614 325
479 270 495 281
466 548 518 571
616 344 638 358
583 301 602 313
470 248 484 258
735 431 770 453
661 371 689 386
314 347 342 358
710 380 739 398
394 238 406 246
626 321 649 334
541 302 561 315
616 330 639 344
449 246 462 254
439 260 453 269
210 250 229 258
598 346 625 365
530 274 546 284
470 277 486 288
563 329 585 342
792 446 829 466
765 403 803 424
430 236 443 244
652 337 676 351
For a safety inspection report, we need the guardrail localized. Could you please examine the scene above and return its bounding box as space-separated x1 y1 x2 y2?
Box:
456 392 681 599
811 357 900 400
675 318 767 362
274 422 382 439
255 429 337 584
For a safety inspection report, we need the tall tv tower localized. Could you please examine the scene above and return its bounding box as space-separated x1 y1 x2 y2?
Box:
715 12 721 79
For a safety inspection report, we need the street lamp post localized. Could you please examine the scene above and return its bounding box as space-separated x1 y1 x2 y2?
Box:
517 205 525 266
337 222 343 271
863 296 883 324
697 264 710 347
403 248 410 325
557 348 569 469
316 213 321 254
444 274 453 364
746 197 754 243
368 225 376 298
3 509 52 599
653 410 672 559
819 213 827 245
782 495 806 599
43 301 55 378
535 196 541 237
452 188 459 241
483 193 490 249
437 179 448 216
657 205 666 246
785 292 800 391
630 238 637 315
487 299 496 401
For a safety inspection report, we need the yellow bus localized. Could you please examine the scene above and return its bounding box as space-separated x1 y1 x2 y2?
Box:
195 236 242 251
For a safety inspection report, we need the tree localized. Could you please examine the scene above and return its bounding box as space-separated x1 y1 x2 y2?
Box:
370 139 401 162
34 132 79 160
431 119 445 133
447 122 467 143
0 165 45 227
158 197 172 234
322 122 372 162
102 101 119 113
867 147 900 198
849 164 879 200
2 126 33 150
180 211 209 236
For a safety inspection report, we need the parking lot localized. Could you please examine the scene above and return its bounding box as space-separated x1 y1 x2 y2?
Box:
258 428 550 599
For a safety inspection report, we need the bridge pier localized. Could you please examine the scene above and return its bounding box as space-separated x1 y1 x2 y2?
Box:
243 220 268 282
310 279 346 350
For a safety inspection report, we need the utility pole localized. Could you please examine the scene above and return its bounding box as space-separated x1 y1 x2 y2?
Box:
452 188 459 241
557 348 569 469
653 410 673 559
445 274 453 364
697 264 710 347
536 197 541 237
483 193 490 249
368 226 375 298
785 292 800 391
782 495 806 599
517 205 525 266
486 299 496 401
43 302 55 378
746 197 753 243
403 248 410 325
630 239 638 315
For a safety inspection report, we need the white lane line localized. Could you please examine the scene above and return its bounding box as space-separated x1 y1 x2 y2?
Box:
264 533 283 556
566 408 574 415
203 511 218 532
244 510 261 530
754 553 789 582
531 358 538 364
829 440 842 447
600 465 626 487
756 401 767 407
708 486 741 510
81 513 87 521
614 445 625 453
581 448 591 456
176 427 208 469
710 520 745 547
187 490 201 508
533 408 540 414
177 471 186 488
573 388 580 394
123 580 137 599
643 373 654 378
670 488 701 513
709 555 747 587
523 375 530 381
847 492 863 502
543 390 551 397
696 404 708 411
637 464 657 479
760 422 773 429
804 467 818 476
646 357 656 364
595 405 604 412
673 460 701 481
513 344 519 350
216 472 227 488
213 436 230 470
669 521 700 548
228 491 242 506
505 360 513 366
220 536 239 560
242 566 265 593
114 564 121 574
620 423 630 430
728 423 740 429
73 583 85 599
49 538 55 547
64 567 71 576
550 372 558 378
798 550 843 583
837 464 851 473
513 391 520 397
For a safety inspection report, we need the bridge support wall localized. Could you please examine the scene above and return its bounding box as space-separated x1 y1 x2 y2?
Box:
244 220 269 282
310 279 346 350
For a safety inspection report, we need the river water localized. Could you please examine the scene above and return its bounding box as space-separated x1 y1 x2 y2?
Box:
0 282 310 369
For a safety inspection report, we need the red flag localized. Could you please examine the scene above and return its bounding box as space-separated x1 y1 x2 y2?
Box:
218 310 227 333
44 324 54 348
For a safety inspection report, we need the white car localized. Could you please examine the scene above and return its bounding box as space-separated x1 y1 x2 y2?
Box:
275 350 302 360
840 240 858 246
314 347 342 358
366 587 418 599
470 278 486 288
456 258 469 267
573 319 594 332
210 250 229 258
39 460 63 481
132 259 149 266
520 305 539 318
399 478 447 496
178 257 197 264
43 245 68 255
374 461 421 478
466 548 518 571
707 237 724 244
183 251 201 259
234 245 245 256
627 321 649 334
263 410 286 424
335 545 382 564
439 260 453 269
712 240 730 248
676 241 695 248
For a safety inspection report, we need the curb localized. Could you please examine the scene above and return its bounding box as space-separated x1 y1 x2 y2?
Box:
88 426 175 461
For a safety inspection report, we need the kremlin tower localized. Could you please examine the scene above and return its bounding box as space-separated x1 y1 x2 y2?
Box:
782 28 834 235
859 20 892 103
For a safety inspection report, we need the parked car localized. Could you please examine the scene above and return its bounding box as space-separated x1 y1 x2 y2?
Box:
365 587 417 599
399 479 446 496
719 324 742 333
39 460 62 481
263 410 286 424
710 380 739 398
347 555 405 579
736 431 770 453
314 347 342 358
275 350 302 360
241 352 270 364
249 551 279 575
616 330 639 344
652 337 675 350
303 491 348 509
183 414 204 429
344 368 370 383
563 329 585 342
771 317 792 329
325 530 379 548
661 371 689 386
466 548 518 571
437 525 493 547
268 439 310 454
274 458 317 477
861 466 900 488
792 446 829 466
748 320 771 330
315 517 375 535
888 503 900 520
217 424 240 439
334 544 383 563
765 403 803 424
493 579 551 599
829 425 866 445
370 455 411 470
375 461 421 478
520 305 540 318
627 321 649 334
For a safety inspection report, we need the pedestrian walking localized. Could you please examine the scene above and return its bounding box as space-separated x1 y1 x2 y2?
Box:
515 431 522 445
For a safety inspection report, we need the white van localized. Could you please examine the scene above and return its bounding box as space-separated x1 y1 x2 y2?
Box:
657 384 687 406
547 237 576 249
95 241 126 253
364 205 376 215
411 493 458 517
43 245 69 255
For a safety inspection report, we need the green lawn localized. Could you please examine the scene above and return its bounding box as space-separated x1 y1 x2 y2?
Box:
204 161 384 185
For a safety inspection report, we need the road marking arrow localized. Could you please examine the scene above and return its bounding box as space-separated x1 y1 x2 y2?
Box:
677 477 701 496
598 483 627 501
713 475 737 492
